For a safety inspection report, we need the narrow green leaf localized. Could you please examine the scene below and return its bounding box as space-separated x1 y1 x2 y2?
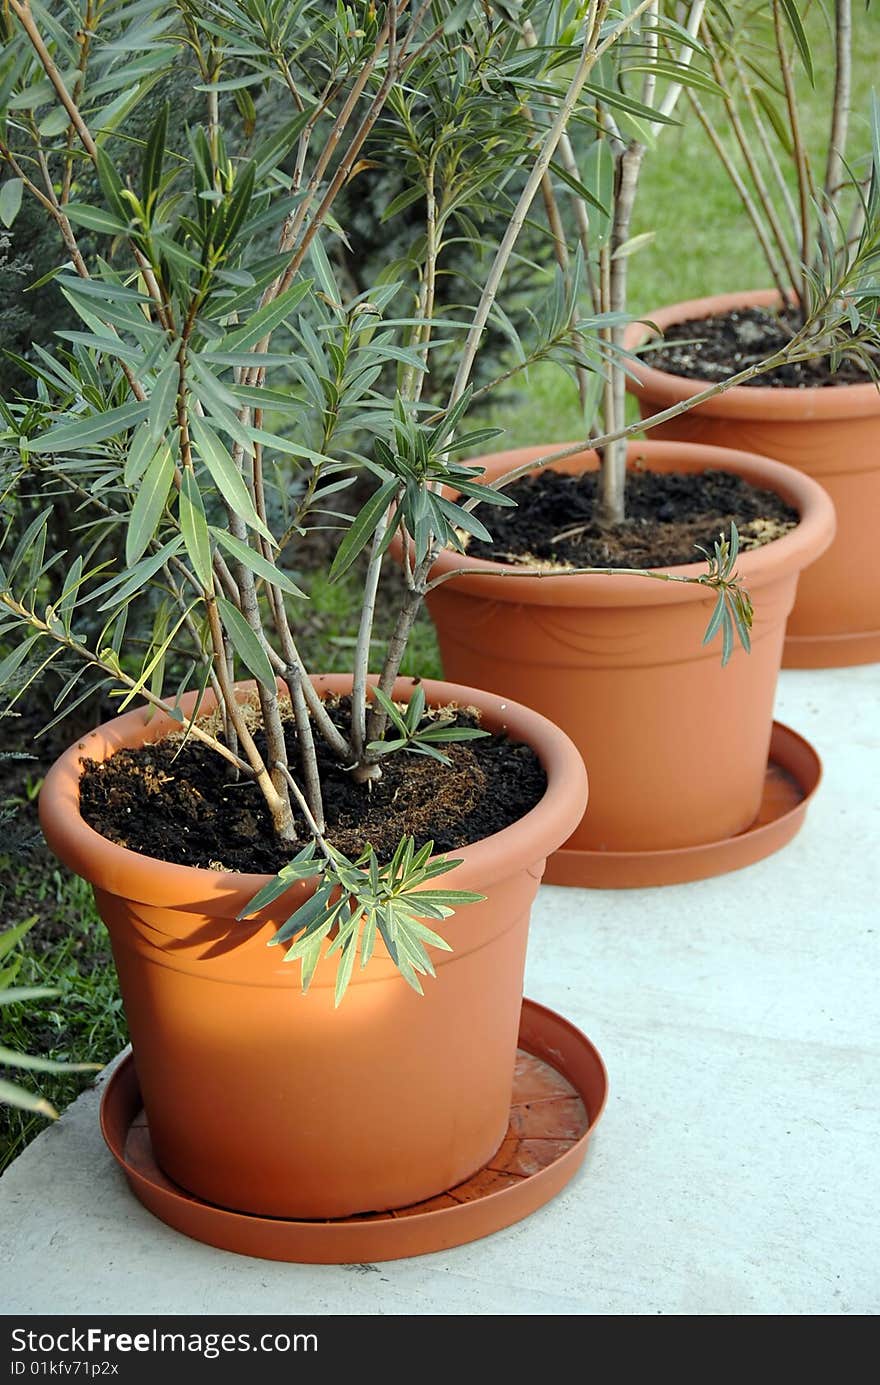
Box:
56 331 145 366
95 146 129 223
308 236 341 306
0 1076 56 1117
148 601 170 705
274 884 336 949
0 635 43 690
142 101 169 202
702 593 726 646
58 555 84 631
0 1044 99 1075
416 724 489 743
29 400 148 454
778 0 814 83
147 356 179 443
0 178 24 228
61 204 129 235
612 231 656 260
252 108 316 179
453 476 517 507
91 537 182 609
753 88 793 153
116 607 195 711
191 415 272 542
369 685 409 736
583 82 679 126
548 158 609 215
329 479 398 581
124 422 159 487
0 919 35 964
239 844 319 919
217 596 276 687
398 918 454 952
728 522 740 566
221 279 312 351
380 185 426 224
55 276 151 306
405 888 484 908
126 442 174 565
6 509 51 584
0 987 59 1006
406 683 426 731
436 496 493 544
212 529 306 599
219 160 256 251
333 931 358 1007
179 469 214 589
721 605 734 666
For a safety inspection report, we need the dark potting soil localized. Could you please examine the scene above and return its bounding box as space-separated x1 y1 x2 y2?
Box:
644 305 877 388
78 696 547 874
466 466 799 570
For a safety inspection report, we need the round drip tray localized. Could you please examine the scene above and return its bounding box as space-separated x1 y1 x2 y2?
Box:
544 721 821 889
100 999 608 1264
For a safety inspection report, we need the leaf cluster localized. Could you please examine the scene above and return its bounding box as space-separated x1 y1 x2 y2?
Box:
239 834 484 1005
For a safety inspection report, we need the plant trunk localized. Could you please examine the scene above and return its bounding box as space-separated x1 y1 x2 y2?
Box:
599 143 643 524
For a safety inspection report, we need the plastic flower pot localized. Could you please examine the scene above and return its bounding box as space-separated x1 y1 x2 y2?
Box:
39 674 587 1220
420 440 834 878
624 289 879 667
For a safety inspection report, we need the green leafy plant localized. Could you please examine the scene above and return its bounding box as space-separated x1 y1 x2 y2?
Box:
240 834 483 1005
365 683 489 764
697 522 753 665
0 0 832 998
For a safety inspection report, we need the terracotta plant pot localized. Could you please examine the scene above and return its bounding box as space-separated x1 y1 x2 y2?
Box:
39 674 586 1220
624 289 880 667
422 440 834 863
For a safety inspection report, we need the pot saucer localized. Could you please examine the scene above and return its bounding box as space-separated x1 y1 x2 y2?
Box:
543 720 821 889
100 999 608 1264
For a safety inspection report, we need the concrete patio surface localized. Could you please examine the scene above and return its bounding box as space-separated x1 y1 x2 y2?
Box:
2 664 878 1316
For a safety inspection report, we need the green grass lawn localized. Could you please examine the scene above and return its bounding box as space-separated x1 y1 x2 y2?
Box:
0 866 127 1172
2 4 877 1167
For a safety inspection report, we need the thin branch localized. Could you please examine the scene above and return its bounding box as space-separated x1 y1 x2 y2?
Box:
446 0 616 414
427 560 725 594
773 0 812 308
462 321 819 504
824 0 852 211
640 0 660 115
728 42 800 241
685 87 792 303
540 164 592 413
204 595 295 840
650 0 705 132
9 1 98 158
522 18 599 317
0 593 250 775
60 0 96 204
369 0 674 729
704 29 801 299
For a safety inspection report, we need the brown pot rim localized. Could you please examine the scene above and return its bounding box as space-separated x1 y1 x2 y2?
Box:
623 288 880 420
39 673 588 913
421 438 836 608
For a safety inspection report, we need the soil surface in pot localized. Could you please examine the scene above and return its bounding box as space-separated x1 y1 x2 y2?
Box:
644 305 877 388
466 467 798 570
78 696 547 873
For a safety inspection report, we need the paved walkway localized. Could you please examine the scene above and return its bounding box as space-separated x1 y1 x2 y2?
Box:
2 665 878 1315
